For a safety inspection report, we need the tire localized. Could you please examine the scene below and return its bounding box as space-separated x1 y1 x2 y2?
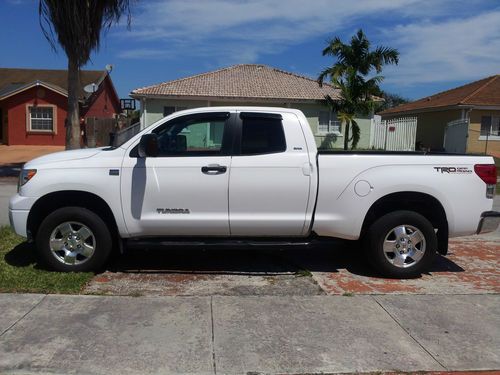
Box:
36 207 112 272
364 210 437 278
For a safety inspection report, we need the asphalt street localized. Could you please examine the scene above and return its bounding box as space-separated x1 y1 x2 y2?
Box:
0 178 16 226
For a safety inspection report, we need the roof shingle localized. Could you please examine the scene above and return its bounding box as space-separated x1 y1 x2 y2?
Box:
0 68 106 99
380 75 500 115
131 64 340 101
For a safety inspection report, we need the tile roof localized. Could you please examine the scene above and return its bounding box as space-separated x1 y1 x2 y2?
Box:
131 64 340 101
0 68 107 99
380 75 500 115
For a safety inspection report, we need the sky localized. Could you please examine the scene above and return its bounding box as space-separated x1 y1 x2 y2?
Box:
1 0 499 101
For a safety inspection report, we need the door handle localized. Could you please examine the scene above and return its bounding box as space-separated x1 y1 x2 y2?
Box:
201 164 227 174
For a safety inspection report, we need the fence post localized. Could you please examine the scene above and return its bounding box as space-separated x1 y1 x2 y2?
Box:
383 120 389 150
485 132 489 155
86 118 96 148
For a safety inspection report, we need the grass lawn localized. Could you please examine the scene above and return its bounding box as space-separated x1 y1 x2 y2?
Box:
0 226 93 294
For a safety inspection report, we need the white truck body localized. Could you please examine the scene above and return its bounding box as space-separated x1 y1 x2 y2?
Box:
9 107 499 276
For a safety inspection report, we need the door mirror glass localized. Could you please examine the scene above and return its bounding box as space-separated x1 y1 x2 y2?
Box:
138 134 159 157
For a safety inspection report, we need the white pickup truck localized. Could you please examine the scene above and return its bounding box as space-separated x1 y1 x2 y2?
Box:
9 107 500 278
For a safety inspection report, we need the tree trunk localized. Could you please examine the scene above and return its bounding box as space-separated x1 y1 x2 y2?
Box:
66 59 81 150
343 120 350 150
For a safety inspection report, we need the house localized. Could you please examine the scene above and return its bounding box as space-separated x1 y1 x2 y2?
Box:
0 68 121 146
379 75 500 155
130 64 375 149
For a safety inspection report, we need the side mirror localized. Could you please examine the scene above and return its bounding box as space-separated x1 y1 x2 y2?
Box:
138 134 159 157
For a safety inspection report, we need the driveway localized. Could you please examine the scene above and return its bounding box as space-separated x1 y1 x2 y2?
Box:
0 293 498 374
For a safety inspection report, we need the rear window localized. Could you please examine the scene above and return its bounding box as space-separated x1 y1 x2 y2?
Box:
240 116 286 155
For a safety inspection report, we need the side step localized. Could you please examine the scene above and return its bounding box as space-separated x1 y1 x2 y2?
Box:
125 236 344 250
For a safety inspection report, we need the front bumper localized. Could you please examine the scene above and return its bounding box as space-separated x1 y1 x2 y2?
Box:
9 193 36 238
9 208 29 238
476 211 500 234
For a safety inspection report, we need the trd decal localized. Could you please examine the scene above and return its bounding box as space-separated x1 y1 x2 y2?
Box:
433 167 472 174
156 208 190 214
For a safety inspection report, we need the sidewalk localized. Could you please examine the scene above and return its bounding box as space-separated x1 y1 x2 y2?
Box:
0 293 498 374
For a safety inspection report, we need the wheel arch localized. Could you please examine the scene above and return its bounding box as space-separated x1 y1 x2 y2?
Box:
361 191 449 255
27 190 119 241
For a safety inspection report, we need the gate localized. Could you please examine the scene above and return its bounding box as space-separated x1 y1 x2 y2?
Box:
444 119 468 153
370 117 417 151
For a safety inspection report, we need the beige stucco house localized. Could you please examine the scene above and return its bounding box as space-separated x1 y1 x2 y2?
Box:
379 75 500 155
130 64 374 149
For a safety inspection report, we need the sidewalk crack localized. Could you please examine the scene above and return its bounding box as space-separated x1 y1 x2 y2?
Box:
210 296 217 375
0 294 47 338
372 296 447 371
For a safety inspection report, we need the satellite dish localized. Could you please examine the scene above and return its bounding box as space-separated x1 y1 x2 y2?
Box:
83 83 98 94
105 64 113 73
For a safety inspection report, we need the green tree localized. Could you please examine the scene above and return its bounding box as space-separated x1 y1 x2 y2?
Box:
39 0 132 150
318 29 399 149
376 91 409 112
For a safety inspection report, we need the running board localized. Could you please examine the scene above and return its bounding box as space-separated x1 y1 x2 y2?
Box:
125 236 343 250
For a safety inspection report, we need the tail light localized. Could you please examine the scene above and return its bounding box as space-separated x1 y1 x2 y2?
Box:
474 164 497 198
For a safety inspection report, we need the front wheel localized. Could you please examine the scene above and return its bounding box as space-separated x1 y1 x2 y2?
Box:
36 207 112 272
364 210 437 278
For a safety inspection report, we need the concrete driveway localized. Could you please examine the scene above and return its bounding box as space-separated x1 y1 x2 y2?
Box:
0 293 498 374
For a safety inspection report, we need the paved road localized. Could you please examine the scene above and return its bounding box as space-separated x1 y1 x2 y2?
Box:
0 178 16 226
0 293 498 374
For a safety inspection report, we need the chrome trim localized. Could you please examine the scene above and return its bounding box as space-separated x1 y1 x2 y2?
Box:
476 211 500 234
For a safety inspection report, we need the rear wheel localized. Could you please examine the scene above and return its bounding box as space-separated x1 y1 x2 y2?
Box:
364 210 437 278
36 207 112 272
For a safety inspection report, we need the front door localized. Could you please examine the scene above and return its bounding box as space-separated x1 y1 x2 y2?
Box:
121 112 234 236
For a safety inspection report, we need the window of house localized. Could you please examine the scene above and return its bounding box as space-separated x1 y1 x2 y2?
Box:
163 106 187 117
29 106 54 132
153 113 228 156
240 115 286 155
480 116 500 137
318 111 341 134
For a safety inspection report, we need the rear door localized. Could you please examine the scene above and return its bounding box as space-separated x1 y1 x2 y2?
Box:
229 111 312 236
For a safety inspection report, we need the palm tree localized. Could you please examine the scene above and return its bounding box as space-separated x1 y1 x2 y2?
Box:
39 1 132 150
318 29 399 150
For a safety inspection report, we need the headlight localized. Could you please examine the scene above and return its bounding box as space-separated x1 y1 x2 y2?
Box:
18 169 37 191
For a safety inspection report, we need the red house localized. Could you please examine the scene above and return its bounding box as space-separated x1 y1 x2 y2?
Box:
0 68 121 145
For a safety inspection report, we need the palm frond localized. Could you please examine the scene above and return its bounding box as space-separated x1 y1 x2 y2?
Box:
349 119 360 149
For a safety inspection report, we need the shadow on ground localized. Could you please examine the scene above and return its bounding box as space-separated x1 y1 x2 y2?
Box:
3 240 468 296
4 241 37 267
4 240 466 277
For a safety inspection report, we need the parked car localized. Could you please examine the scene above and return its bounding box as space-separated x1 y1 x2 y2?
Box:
9 107 500 278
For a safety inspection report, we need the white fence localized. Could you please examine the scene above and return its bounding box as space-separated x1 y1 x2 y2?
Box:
444 119 468 153
370 117 418 151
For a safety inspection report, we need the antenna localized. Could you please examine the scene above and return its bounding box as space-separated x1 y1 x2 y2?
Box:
83 83 98 94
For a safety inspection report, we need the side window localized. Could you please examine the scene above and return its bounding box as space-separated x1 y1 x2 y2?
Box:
240 116 286 155
153 115 228 156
